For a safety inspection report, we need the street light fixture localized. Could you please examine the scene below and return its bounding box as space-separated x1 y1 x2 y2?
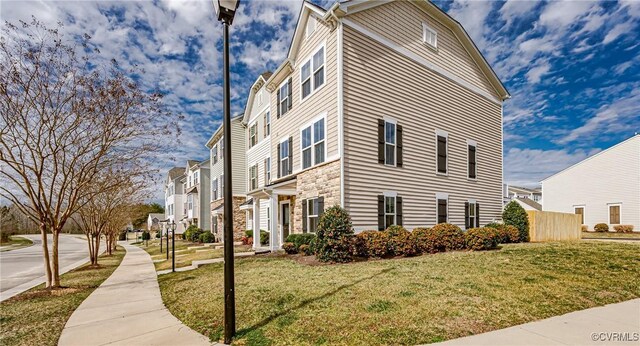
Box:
170 221 176 272
212 0 239 343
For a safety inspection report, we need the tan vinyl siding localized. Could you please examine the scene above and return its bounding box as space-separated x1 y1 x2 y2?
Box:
343 25 503 230
246 84 272 190
210 118 246 198
348 1 500 100
270 18 338 177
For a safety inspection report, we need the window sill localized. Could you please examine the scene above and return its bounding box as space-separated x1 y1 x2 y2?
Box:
436 172 448 177
299 82 326 106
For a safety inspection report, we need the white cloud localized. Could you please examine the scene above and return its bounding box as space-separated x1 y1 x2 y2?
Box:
603 22 634 44
504 147 597 186
538 0 597 29
448 0 494 50
525 61 551 84
499 0 539 27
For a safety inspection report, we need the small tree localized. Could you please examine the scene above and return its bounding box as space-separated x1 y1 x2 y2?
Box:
315 206 354 263
503 201 529 242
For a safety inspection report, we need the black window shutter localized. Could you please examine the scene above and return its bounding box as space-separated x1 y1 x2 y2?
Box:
397 125 403 167
277 143 281 178
377 195 384 230
288 137 293 175
287 78 293 110
317 197 324 216
396 196 403 226
475 203 480 227
469 146 477 178
302 199 308 233
277 89 281 118
464 202 469 229
378 119 385 164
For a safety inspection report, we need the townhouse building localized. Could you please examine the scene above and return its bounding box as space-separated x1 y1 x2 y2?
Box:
181 159 211 231
225 0 509 250
163 167 186 234
206 115 247 241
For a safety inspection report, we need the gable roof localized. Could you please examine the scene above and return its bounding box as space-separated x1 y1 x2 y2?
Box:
335 0 509 100
241 73 273 125
167 167 185 181
205 113 244 148
515 197 542 211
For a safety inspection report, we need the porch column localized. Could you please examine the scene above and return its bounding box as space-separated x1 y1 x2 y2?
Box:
270 193 279 252
252 198 260 249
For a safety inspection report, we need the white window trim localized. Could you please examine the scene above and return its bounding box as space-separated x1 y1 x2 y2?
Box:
299 42 327 103
249 121 258 148
249 164 258 191
573 205 586 225
384 195 396 228
305 16 316 39
467 199 476 230
264 111 271 139
467 139 477 181
299 113 328 171
383 117 397 167
279 136 290 177
607 203 622 225
422 22 438 50
265 157 271 185
436 192 449 224
435 129 449 176
278 79 290 116
307 197 319 233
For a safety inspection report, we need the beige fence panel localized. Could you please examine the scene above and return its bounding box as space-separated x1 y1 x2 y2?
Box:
526 210 581 242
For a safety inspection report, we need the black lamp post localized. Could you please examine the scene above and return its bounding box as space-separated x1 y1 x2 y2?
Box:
166 223 170 260
171 221 176 272
212 0 239 343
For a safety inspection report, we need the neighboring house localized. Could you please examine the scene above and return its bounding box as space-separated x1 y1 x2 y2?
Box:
181 159 211 231
164 167 186 234
236 0 509 251
147 213 164 232
206 115 247 241
542 135 640 231
504 185 542 210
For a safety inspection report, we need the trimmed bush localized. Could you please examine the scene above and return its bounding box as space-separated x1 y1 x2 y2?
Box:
315 206 354 263
199 231 215 243
118 231 127 241
383 226 419 257
413 224 465 253
581 225 588 232
283 242 297 254
465 227 499 251
299 244 312 256
141 231 151 241
484 222 503 229
354 230 390 258
613 225 633 233
155 231 161 239
184 225 200 242
485 224 520 244
286 233 317 251
244 229 270 245
594 223 609 232
503 201 530 242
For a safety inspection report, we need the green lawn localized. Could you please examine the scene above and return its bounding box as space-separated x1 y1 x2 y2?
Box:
159 241 640 345
582 231 640 239
138 239 252 271
0 236 34 252
0 248 125 346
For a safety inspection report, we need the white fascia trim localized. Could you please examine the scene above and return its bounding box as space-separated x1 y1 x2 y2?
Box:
338 21 345 208
339 0 393 15
342 18 502 106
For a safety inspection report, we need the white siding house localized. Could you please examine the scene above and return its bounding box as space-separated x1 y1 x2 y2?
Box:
542 135 639 231
164 167 186 234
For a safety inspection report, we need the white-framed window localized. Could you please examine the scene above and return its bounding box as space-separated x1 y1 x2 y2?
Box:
436 130 448 175
220 174 224 197
301 117 326 169
280 139 289 176
194 171 199 185
301 45 325 100
266 206 271 231
279 82 289 116
212 178 218 200
384 120 396 166
307 198 320 233
249 164 258 190
422 23 437 49
264 111 270 138
467 201 476 228
468 140 477 179
188 194 193 211
608 203 621 224
249 123 258 148
212 145 218 164
384 196 396 228
306 16 316 38
220 137 224 159
574 206 584 224
436 193 448 224
264 157 271 184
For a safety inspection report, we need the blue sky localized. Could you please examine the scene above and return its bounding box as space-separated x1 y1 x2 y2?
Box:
3 0 639 200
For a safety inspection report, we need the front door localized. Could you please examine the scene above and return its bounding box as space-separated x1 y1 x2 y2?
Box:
281 202 290 244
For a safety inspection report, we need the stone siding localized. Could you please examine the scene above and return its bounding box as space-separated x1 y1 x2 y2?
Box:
293 160 341 234
210 196 246 241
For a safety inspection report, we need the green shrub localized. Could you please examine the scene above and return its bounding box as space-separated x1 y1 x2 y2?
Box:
118 231 127 241
354 230 390 258
594 223 609 232
413 224 465 253
141 231 151 241
384 225 419 257
184 225 200 242
199 231 215 243
503 201 530 242
283 242 297 254
299 244 312 256
484 222 503 229
485 223 520 244
245 229 270 245
613 225 634 233
155 231 161 239
286 233 317 250
465 227 499 251
581 225 588 232
315 206 354 263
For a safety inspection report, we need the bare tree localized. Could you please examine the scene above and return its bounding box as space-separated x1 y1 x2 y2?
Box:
0 18 174 287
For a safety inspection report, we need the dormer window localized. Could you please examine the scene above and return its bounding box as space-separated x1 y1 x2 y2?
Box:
306 16 316 38
422 23 437 49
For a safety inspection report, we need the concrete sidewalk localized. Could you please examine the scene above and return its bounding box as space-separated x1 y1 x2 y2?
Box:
58 242 213 346
436 299 640 345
